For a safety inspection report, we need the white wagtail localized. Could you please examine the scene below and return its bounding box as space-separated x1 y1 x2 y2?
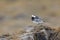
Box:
31 15 43 24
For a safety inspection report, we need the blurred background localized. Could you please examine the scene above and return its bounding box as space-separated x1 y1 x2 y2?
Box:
0 0 60 37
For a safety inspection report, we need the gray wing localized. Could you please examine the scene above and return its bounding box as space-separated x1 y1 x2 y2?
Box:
35 17 43 23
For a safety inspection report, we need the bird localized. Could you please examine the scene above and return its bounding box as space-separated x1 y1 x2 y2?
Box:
31 15 43 24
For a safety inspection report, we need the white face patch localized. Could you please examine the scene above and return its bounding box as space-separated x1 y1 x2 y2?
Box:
32 15 35 17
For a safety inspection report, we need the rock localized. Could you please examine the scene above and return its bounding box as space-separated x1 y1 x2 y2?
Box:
23 26 34 33
34 32 47 40
19 33 34 40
